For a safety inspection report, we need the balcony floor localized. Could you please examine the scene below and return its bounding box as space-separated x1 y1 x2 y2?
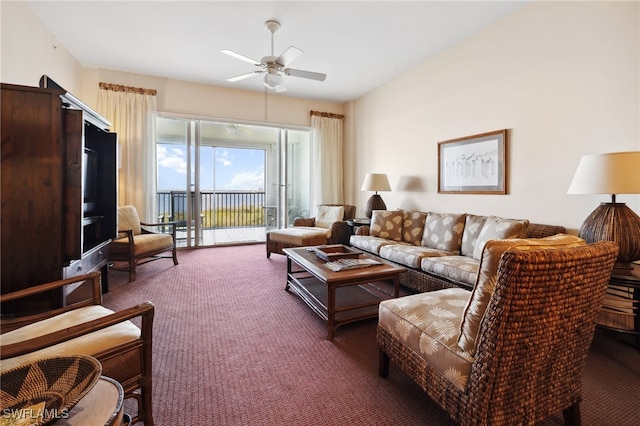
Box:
176 226 268 247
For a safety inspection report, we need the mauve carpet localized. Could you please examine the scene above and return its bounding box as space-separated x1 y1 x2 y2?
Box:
103 244 640 426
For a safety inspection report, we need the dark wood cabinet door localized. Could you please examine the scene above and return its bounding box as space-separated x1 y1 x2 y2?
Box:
1 84 66 312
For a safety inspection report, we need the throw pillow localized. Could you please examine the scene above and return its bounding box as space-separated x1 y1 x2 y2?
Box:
457 234 586 355
370 210 403 242
421 212 466 253
460 214 488 257
402 211 428 245
471 216 530 260
315 205 344 229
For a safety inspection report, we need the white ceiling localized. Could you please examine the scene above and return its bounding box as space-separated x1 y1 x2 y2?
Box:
26 1 527 103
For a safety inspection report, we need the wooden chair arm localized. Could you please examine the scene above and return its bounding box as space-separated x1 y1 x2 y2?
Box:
355 225 370 236
329 221 352 245
140 220 176 228
293 217 315 227
1 301 155 360
0 272 102 332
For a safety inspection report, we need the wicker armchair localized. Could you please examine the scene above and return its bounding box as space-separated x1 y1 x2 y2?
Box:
266 204 356 257
378 241 618 426
1 272 155 426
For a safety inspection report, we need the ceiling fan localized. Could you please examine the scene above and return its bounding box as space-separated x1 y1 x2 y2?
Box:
221 20 326 93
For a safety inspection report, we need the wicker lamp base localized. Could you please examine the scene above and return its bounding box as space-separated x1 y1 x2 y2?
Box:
579 202 640 267
365 194 387 219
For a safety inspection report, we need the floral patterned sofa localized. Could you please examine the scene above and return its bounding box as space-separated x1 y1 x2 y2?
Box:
350 210 566 292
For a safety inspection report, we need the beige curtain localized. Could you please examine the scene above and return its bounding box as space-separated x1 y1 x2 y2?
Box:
97 83 157 222
311 111 344 206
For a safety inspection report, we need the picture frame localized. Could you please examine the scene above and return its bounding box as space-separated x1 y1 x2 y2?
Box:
438 129 507 194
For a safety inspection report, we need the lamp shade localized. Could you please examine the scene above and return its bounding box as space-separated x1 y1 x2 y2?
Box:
361 173 391 192
567 151 640 195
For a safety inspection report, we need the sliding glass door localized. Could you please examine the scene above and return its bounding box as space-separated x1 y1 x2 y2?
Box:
157 116 311 247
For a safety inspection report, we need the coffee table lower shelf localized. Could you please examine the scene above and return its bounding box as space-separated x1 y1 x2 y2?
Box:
286 271 398 340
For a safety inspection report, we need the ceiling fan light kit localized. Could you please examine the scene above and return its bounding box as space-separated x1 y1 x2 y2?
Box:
222 20 326 93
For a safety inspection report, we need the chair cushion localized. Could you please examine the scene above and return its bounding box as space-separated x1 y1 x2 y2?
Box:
420 255 479 287
111 233 175 256
268 227 329 246
370 210 403 242
118 205 142 236
378 288 474 391
379 244 452 269
421 212 466 253
402 211 428 245
458 234 587 355
0 305 141 372
472 216 529 260
315 205 344 229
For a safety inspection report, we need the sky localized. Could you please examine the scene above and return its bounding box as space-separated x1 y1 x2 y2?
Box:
157 145 265 191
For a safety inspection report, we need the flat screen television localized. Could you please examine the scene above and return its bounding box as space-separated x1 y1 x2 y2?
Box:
83 147 98 215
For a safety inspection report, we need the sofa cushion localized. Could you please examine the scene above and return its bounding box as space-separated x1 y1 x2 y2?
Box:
379 288 474 391
458 234 587 355
0 305 141 372
421 213 466 253
315 205 344 229
420 255 479 287
471 216 530 260
460 214 488 257
402 211 428 245
349 235 395 254
379 244 452 269
370 210 403 242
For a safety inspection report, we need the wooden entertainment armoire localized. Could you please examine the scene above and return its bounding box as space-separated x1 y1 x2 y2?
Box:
1 79 117 316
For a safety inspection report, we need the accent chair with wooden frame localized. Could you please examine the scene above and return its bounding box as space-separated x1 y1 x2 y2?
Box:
0 271 155 426
377 241 618 426
109 204 178 282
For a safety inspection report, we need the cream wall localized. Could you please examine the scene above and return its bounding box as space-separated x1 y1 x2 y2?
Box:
346 0 640 233
1 0 83 93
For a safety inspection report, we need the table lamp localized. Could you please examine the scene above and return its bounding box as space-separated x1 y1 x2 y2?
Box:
567 151 640 268
361 173 391 218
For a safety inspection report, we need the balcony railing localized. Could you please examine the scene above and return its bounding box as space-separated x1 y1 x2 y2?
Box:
157 190 268 229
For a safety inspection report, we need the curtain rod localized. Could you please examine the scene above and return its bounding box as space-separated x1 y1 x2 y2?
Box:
310 110 344 119
99 82 157 96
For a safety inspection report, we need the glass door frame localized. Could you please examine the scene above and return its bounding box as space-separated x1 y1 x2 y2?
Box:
157 114 312 246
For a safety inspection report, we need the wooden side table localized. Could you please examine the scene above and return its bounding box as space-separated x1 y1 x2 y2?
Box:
57 376 125 426
596 263 640 351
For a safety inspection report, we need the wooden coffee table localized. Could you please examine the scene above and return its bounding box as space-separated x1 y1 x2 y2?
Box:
283 246 406 340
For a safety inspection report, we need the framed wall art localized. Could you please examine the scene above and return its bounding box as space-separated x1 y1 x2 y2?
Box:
438 129 507 194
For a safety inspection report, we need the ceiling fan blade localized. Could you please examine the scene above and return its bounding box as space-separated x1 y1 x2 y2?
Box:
284 68 326 82
276 46 303 67
226 71 262 82
221 49 261 66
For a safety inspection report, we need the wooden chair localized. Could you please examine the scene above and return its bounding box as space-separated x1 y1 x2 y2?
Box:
266 204 356 257
377 241 618 426
109 205 178 282
0 271 155 426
